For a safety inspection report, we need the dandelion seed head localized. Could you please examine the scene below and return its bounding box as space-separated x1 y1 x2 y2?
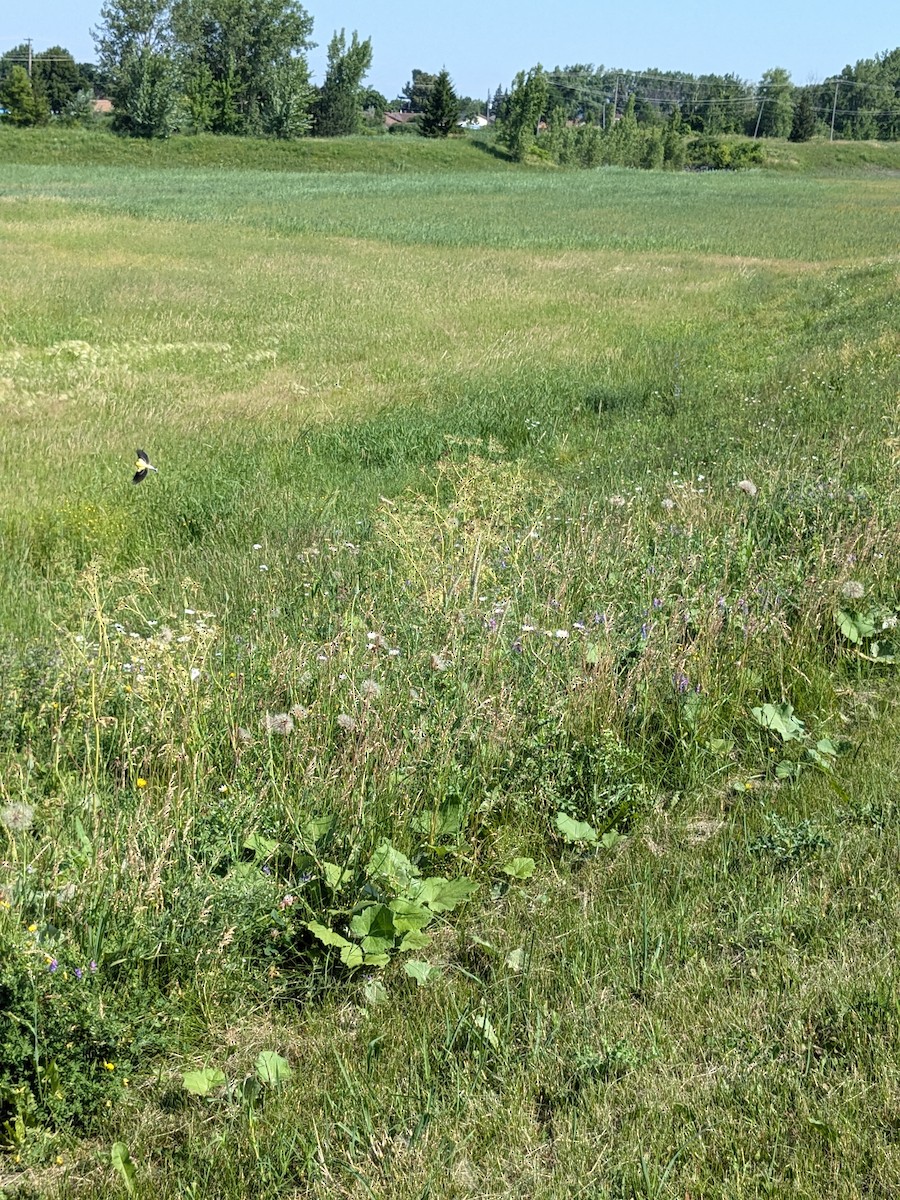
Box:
1 802 34 834
337 713 357 732
360 679 381 699
263 712 295 736
736 479 758 497
841 580 865 601
661 498 675 511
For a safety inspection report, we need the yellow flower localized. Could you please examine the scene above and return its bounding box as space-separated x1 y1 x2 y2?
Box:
103 1061 116 1071
28 923 37 932
136 778 147 789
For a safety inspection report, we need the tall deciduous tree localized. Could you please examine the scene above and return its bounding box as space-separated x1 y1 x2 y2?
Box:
497 65 547 161
312 29 372 136
401 69 436 113
753 67 794 138
34 47 87 113
420 68 458 137
171 0 314 135
93 0 176 136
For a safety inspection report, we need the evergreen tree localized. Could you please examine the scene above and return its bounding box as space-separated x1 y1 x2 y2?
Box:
0 65 50 125
420 68 458 137
313 29 373 136
401 69 436 113
789 89 816 141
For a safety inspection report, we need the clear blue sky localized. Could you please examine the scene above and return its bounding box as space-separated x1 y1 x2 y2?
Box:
5 1 898 101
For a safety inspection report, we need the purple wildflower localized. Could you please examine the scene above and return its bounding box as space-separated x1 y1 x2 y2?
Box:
74 967 83 980
47 958 58 973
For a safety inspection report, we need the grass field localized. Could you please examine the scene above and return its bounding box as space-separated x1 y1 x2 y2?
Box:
0 139 898 1199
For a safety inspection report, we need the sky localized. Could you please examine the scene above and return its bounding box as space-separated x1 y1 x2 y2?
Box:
4 0 898 101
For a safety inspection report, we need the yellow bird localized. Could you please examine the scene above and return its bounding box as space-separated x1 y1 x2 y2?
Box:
132 449 159 485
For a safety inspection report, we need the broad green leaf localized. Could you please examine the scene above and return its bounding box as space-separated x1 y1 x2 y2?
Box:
307 921 351 950
303 815 335 844
388 898 433 932
363 951 390 967
182 1068 226 1096
339 943 365 968
815 738 838 757
585 644 601 666
505 947 526 972
410 876 479 913
411 800 464 837
322 861 353 890
398 928 431 951
501 857 535 880
600 830 622 850
555 812 598 843
404 959 442 986
708 738 734 756
751 702 806 742
244 832 278 858
110 1143 136 1196
350 903 396 953
835 609 876 644
363 978 388 1005
776 759 802 780
367 839 420 889
255 1051 292 1088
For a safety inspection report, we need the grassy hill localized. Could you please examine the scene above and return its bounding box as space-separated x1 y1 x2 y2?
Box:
0 154 898 1199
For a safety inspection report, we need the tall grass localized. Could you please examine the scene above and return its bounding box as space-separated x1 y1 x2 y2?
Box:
0 157 898 1198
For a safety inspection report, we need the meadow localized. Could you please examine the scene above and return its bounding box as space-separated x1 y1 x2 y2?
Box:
0 141 898 1198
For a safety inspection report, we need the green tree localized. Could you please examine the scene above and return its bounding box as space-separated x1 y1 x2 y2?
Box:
753 67 794 138
789 88 816 141
0 65 50 125
171 0 314 135
497 65 548 161
420 67 458 137
312 28 373 136
261 56 313 137
93 0 176 135
34 47 87 113
112 45 177 136
402 69 436 113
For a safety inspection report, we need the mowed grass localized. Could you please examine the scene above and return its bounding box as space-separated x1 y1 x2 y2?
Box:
0 156 898 1199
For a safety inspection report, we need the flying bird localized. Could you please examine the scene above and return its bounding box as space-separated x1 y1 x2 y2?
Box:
132 449 158 485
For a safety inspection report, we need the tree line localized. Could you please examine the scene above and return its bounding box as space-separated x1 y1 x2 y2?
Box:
1 5 898 151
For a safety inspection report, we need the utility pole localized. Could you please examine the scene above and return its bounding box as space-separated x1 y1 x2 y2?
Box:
753 98 765 139
26 37 33 76
830 79 840 141
612 75 619 120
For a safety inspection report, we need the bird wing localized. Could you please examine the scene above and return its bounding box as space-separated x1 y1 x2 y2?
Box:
136 449 150 464
133 469 149 485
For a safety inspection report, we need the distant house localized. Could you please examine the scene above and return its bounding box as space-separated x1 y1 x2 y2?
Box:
92 98 113 115
384 111 416 128
457 114 489 130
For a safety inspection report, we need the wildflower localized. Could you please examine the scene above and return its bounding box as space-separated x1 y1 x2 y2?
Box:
736 479 758 497
252 543 263 550
290 704 309 720
661 498 675 511
74 967 83 981
28 923 37 933
841 580 865 601
47 958 58 973
360 679 381 699
263 712 295 736
279 894 295 910
554 629 569 639
1 803 34 834
89 960 98 973
135 778 148 789
337 713 357 733
190 667 201 683
366 631 385 648
608 494 626 507
674 672 690 693
103 1061 115 1071
388 648 400 657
